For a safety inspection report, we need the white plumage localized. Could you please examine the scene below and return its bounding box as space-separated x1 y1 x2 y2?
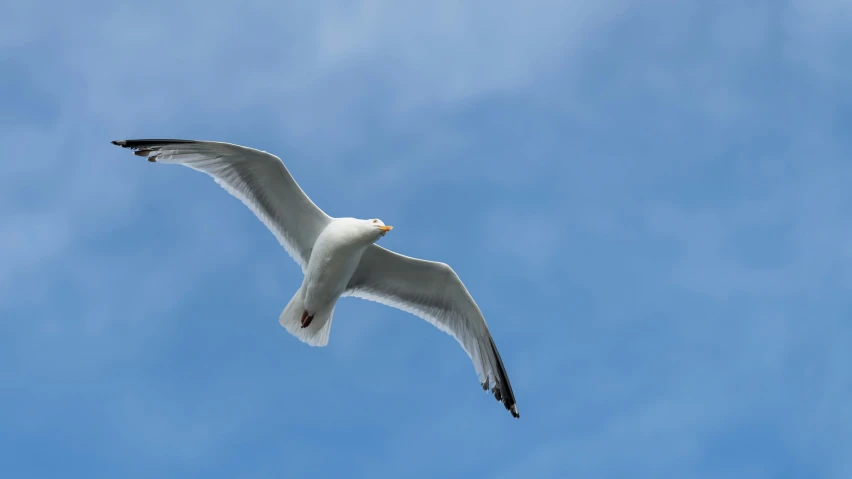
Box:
112 138 519 418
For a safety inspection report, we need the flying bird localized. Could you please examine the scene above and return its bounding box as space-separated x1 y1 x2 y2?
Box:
112 139 519 418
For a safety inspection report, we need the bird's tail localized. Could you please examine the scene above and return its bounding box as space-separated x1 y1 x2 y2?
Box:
278 288 335 347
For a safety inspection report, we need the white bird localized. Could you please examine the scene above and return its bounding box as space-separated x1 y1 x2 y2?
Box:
112 139 519 418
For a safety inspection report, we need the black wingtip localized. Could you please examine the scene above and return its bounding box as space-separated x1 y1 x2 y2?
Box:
111 139 194 162
110 139 196 150
488 336 519 419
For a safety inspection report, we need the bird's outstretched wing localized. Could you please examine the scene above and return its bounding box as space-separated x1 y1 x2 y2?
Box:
343 244 519 418
112 139 331 271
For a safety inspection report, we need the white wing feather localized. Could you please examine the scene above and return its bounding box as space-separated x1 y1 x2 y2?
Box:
343 244 519 417
112 139 331 271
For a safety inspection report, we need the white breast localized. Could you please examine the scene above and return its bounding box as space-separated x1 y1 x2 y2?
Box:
302 220 369 312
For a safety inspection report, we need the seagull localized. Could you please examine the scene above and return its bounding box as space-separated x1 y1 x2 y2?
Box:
112 139 519 418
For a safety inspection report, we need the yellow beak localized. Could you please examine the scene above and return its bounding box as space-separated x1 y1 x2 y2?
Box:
378 225 393 232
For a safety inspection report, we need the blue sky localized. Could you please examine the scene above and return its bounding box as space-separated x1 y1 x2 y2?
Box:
2 0 852 477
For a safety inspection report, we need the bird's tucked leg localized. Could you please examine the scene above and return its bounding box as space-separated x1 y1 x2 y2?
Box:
300 310 314 328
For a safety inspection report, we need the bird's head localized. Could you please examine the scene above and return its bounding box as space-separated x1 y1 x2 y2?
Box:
368 218 393 238
339 217 393 244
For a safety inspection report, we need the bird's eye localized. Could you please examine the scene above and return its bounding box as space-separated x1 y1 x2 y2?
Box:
372 219 378 223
